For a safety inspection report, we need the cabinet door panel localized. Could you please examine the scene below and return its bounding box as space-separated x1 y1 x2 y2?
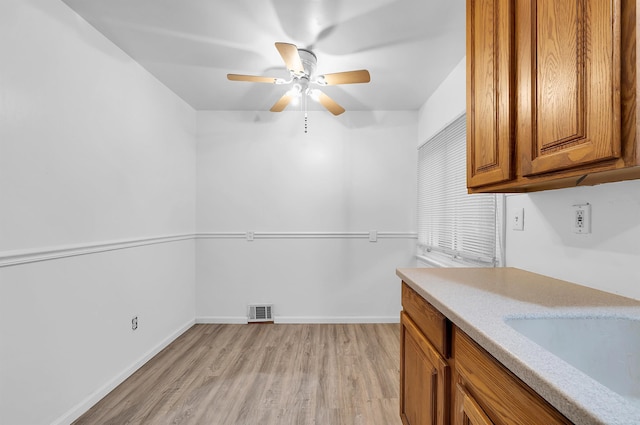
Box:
466 0 515 188
400 312 449 425
523 0 621 175
536 0 582 144
454 384 495 425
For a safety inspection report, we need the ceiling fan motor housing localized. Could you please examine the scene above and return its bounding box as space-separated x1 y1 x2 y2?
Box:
297 49 317 78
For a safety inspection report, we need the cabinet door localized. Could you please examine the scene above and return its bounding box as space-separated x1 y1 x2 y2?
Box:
466 0 515 188
400 312 449 425
454 385 495 425
521 0 621 175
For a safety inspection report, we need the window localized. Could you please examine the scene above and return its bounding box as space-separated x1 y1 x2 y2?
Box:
417 114 504 267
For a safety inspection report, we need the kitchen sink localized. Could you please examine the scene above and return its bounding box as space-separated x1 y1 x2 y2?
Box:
504 315 640 409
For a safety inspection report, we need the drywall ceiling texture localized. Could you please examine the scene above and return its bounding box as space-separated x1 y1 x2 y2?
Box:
60 0 466 112
195 110 418 322
0 1 197 424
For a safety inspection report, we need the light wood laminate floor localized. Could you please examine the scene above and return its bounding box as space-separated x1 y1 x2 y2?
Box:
73 323 402 425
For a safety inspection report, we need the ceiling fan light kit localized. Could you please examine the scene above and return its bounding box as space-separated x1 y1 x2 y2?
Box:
227 42 370 131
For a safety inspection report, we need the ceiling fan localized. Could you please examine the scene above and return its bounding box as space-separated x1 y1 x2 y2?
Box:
227 42 370 116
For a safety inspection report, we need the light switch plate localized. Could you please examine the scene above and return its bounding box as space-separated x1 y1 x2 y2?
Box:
511 208 524 231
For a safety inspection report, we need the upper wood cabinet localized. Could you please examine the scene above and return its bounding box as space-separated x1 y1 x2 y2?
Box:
466 0 514 187
467 0 640 193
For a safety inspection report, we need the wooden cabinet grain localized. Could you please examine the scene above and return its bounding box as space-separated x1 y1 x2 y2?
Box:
454 384 495 425
400 312 449 425
400 281 574 425
452 327 572 425
466 0 514 188
467 0 640 193
400 283 450 425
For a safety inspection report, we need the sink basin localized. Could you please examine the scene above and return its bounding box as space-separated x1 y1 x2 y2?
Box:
504 316 640 409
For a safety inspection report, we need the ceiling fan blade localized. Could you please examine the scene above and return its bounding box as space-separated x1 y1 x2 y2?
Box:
227 74 279 83
316 91 345 116
270 94 293 112
319 70 371 85
275 42 304 74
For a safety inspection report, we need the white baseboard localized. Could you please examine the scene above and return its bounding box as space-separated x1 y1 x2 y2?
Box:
52 318 195 425
195 316 400 324
274 316 400 324
196 316 249 324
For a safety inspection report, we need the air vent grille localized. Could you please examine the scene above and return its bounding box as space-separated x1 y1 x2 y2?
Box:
248 304 273 322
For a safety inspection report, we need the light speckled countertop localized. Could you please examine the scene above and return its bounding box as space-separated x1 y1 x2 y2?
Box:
396 267 640 425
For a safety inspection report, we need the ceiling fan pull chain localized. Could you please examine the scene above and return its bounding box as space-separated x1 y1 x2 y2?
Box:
304 94 309 134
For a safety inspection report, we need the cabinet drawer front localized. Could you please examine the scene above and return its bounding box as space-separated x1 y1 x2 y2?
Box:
402 283 450 357
454 327 572 425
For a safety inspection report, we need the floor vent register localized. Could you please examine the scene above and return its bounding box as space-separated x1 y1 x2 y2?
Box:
248 304 273 322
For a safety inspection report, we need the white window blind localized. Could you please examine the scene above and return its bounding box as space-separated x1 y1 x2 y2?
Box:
417 114 502 267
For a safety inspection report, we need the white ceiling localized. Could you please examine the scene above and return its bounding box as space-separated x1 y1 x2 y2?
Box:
61 0 465 112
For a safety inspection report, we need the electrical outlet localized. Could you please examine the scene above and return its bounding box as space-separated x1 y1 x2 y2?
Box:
572 203 591 234
511 208 524 231
132 316 138 331
369 231 377 242
246 231 254 241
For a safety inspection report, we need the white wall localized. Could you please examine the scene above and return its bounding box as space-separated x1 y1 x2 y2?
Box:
0 1 197 424
196 111 417 322
506 181 640 300
418 57 466 144
419 56 640 301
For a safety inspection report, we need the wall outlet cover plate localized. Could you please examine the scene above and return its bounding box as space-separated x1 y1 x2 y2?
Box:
572 203 591 234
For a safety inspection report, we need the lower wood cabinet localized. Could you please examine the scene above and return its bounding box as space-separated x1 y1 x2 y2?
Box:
454 384 494 425
400 281 573 425
400 311 449 425
453 327 572 425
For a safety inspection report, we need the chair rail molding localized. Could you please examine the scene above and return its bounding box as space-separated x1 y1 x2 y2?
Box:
1 230 417 267
195 231 417 240
0 234 194 268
